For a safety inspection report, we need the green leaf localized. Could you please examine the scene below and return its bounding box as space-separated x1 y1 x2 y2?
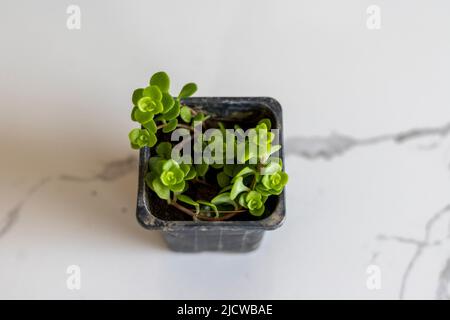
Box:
197 200 219 218
267 145 282 158
142 85 162 101
149 157 165 174
161 92 175 113
162 118 178 133
157 99 180 121
211 192 238 210
152 178 170 200
249 204 265 216
195 163 209 177
260 161 281 175
177 194 200 214
193 112 206 123
131 107 138 121
144 172 157 190
156 142 172 159
219 185 232 194
178 82 197 99
185 166 197 180
162 159 179 171
217 172 230 188
180 106 192 123
231 166 255 182
146 131 157 147
180 163 190 176
230 176 250 200
150 71 170 92
143 119 157 133
134 109 153 124
132 88 144 106
169 181 185 192
238 193 248 208
258 118 272 130
129 128 156 148
223 164 235 177
211 163 224 169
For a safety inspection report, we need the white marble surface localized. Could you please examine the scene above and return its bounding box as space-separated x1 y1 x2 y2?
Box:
1 0 450 299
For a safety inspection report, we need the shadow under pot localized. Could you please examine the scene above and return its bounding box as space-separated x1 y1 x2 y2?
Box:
136 97 286 252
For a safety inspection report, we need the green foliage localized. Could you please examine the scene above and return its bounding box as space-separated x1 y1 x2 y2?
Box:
239 191 265 216
129 128 156 149
150 71 170 92
178 83 197 99
216 172 230 188
177 194 200 214
180 106 192 123
128 71 288 220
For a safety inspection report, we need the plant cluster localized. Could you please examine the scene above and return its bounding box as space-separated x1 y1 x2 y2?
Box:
129 72 288 221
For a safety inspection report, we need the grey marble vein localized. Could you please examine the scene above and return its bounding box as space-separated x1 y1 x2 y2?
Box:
436 258 450 300
378 204 450 299
285 122 450 159
59 155 137 182
0 178 51 238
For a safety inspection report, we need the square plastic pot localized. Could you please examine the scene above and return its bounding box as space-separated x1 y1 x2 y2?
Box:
136 97 286 252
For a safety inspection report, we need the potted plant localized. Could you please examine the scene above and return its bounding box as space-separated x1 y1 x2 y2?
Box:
130 72 288 252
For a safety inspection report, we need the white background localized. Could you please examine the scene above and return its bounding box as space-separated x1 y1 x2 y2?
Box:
1 0 450 299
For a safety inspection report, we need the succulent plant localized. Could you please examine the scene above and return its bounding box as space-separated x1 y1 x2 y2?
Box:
129 71 288 220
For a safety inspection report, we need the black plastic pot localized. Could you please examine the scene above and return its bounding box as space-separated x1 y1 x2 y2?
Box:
136 97 286 252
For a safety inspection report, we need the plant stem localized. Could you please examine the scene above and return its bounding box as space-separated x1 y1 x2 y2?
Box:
170 201 246 221
192 178 213 187
157 123 195 132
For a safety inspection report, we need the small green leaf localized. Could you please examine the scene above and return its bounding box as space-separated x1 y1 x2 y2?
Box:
217 172 230 188
161 92 175 113
258 118 272 130
219 185 232 194
132 88 144 106
223 164 235 177
142 85 162 101
149 157 165 174
231 167 255 182
195 163 209 177
238 193 248 208
131 107 138 121
144 172 157 190
162 118 178 133
249 204 265 216
178 82 197 99
211 192 238 210
177 194 200 214
150 71 170 92
157 99 180 121
193 112 206 123
185 166 197 180
134 109 153 124
180 163 191 176
180 106 192 123
197 200 219 218
230 176 250 200
260 161 281 175
156 142 172 159
143 119 157 133
146 131 157 147
211 163 224 169
170 181 185 192
152 178 170 200
267 145 282 158
129 128 156 148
